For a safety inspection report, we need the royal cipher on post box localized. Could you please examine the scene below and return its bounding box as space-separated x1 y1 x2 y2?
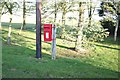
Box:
44 24 52 42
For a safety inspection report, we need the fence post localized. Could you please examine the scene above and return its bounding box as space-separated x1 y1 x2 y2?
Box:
52 24 56 60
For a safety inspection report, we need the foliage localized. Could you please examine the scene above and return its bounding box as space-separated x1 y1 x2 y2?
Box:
98 1 116 16
2 27 119 78
2 1 20 15
100 17 116 35
56 21 109 49
56 25 77 41
24 1 36 15
59 22 108 43
0 0 4 14
83 21 109 42
98 1 120 36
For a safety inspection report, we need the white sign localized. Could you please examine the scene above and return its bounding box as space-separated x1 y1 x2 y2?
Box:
46 32 49 39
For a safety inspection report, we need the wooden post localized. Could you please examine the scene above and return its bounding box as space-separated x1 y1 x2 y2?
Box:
36 0 42 58
52 24 56 60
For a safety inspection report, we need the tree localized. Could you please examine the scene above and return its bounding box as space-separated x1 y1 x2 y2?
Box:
57 0 74 38
87 0 96 27
36 0 42 58
19 0 36 34
98 1 120 41
4 1 13 45
75 2 85 52
3 0 19 45
0 0 5 30
41 0 75 38
54 0 57 23
23 0 26 30
74 1 109 52
19 0 26 34
113 1 120 41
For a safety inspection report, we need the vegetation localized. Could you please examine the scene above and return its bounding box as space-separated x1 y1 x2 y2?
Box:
1 0 120 78
98 1 120 41
1 25 119 78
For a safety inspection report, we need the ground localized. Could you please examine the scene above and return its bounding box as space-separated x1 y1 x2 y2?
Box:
1 23 120 78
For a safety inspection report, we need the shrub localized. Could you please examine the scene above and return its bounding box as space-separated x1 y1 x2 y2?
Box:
83 21 109 42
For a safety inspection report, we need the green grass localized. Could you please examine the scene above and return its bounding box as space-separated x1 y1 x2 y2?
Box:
1 25 120 78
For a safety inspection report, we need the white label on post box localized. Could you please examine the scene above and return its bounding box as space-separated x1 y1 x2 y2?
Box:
46 32 49 39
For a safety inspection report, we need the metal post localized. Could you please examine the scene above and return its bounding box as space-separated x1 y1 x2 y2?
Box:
52 24 56 60
36 0 42 58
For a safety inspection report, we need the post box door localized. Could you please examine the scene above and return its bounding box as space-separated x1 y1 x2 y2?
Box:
44 24 52 42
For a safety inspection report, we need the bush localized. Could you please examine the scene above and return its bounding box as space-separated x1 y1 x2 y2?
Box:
56 25 77 41
83 21 109 42
100 17 116 36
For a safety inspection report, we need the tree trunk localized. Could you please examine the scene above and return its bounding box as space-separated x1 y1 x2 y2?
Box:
23 0 26 30
54 0 57 23
88 0 96 27
88 0 93 27
75 2 85 52
19 0 26 34
36 0 42 58
62 11 66 25
88 5 92 27
0 3 2 30
0 15 1 30
7 15 12 45
60 11 66 39
114 15 119 41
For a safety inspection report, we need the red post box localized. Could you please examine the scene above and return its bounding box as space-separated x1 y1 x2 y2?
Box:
44 24 52 42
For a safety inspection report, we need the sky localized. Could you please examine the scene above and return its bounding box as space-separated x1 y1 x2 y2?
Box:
6 0 120 2
8 0 100 2
1 0 102 24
